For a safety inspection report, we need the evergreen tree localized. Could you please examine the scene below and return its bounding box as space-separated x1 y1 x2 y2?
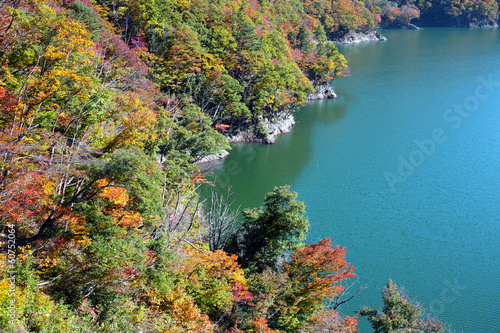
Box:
360 280 452 333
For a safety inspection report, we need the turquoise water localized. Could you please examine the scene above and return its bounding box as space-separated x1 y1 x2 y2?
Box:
201 28 500 332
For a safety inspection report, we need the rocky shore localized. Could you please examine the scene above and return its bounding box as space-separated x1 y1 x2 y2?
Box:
333 31 387 44
195 150 230 164
226 83 339 146
197 82 341 164
227 112 296 145
469 22 498 28
199 29 391 154
196 113 298 163
308 83 337 100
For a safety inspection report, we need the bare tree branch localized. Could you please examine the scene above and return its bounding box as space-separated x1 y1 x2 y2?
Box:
330 278 368 310
203 186 240 251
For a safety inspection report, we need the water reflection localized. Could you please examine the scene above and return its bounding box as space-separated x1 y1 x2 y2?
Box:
199 98 347 212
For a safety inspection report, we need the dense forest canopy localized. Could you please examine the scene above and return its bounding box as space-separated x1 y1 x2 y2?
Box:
379 0 499 27
0 0 476 331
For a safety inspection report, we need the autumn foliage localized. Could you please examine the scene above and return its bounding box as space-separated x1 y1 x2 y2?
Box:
0 0 457 332
286 239 356 301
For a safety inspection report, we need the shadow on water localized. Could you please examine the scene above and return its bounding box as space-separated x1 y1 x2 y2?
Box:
199 98 348 213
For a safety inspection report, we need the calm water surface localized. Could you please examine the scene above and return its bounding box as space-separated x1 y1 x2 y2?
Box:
201 28 500 332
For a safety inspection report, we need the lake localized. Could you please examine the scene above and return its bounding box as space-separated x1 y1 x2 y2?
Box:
200 28 500 332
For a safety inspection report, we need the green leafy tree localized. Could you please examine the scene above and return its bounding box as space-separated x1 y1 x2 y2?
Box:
231 185 309 272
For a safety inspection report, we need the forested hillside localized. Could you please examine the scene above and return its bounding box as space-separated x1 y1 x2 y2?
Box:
0 0 469 332
375 0 499 28
0 0 373 331
116 0 355 137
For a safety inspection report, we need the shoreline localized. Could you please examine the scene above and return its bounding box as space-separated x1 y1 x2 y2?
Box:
332 31 387 44
196 32 390 165
196 84 338 164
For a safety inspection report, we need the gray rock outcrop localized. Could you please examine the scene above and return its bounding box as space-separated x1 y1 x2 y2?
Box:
469 22 498 28
308 84 337 100
227 113 296 144
334 31 387 44
195 150 230 164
